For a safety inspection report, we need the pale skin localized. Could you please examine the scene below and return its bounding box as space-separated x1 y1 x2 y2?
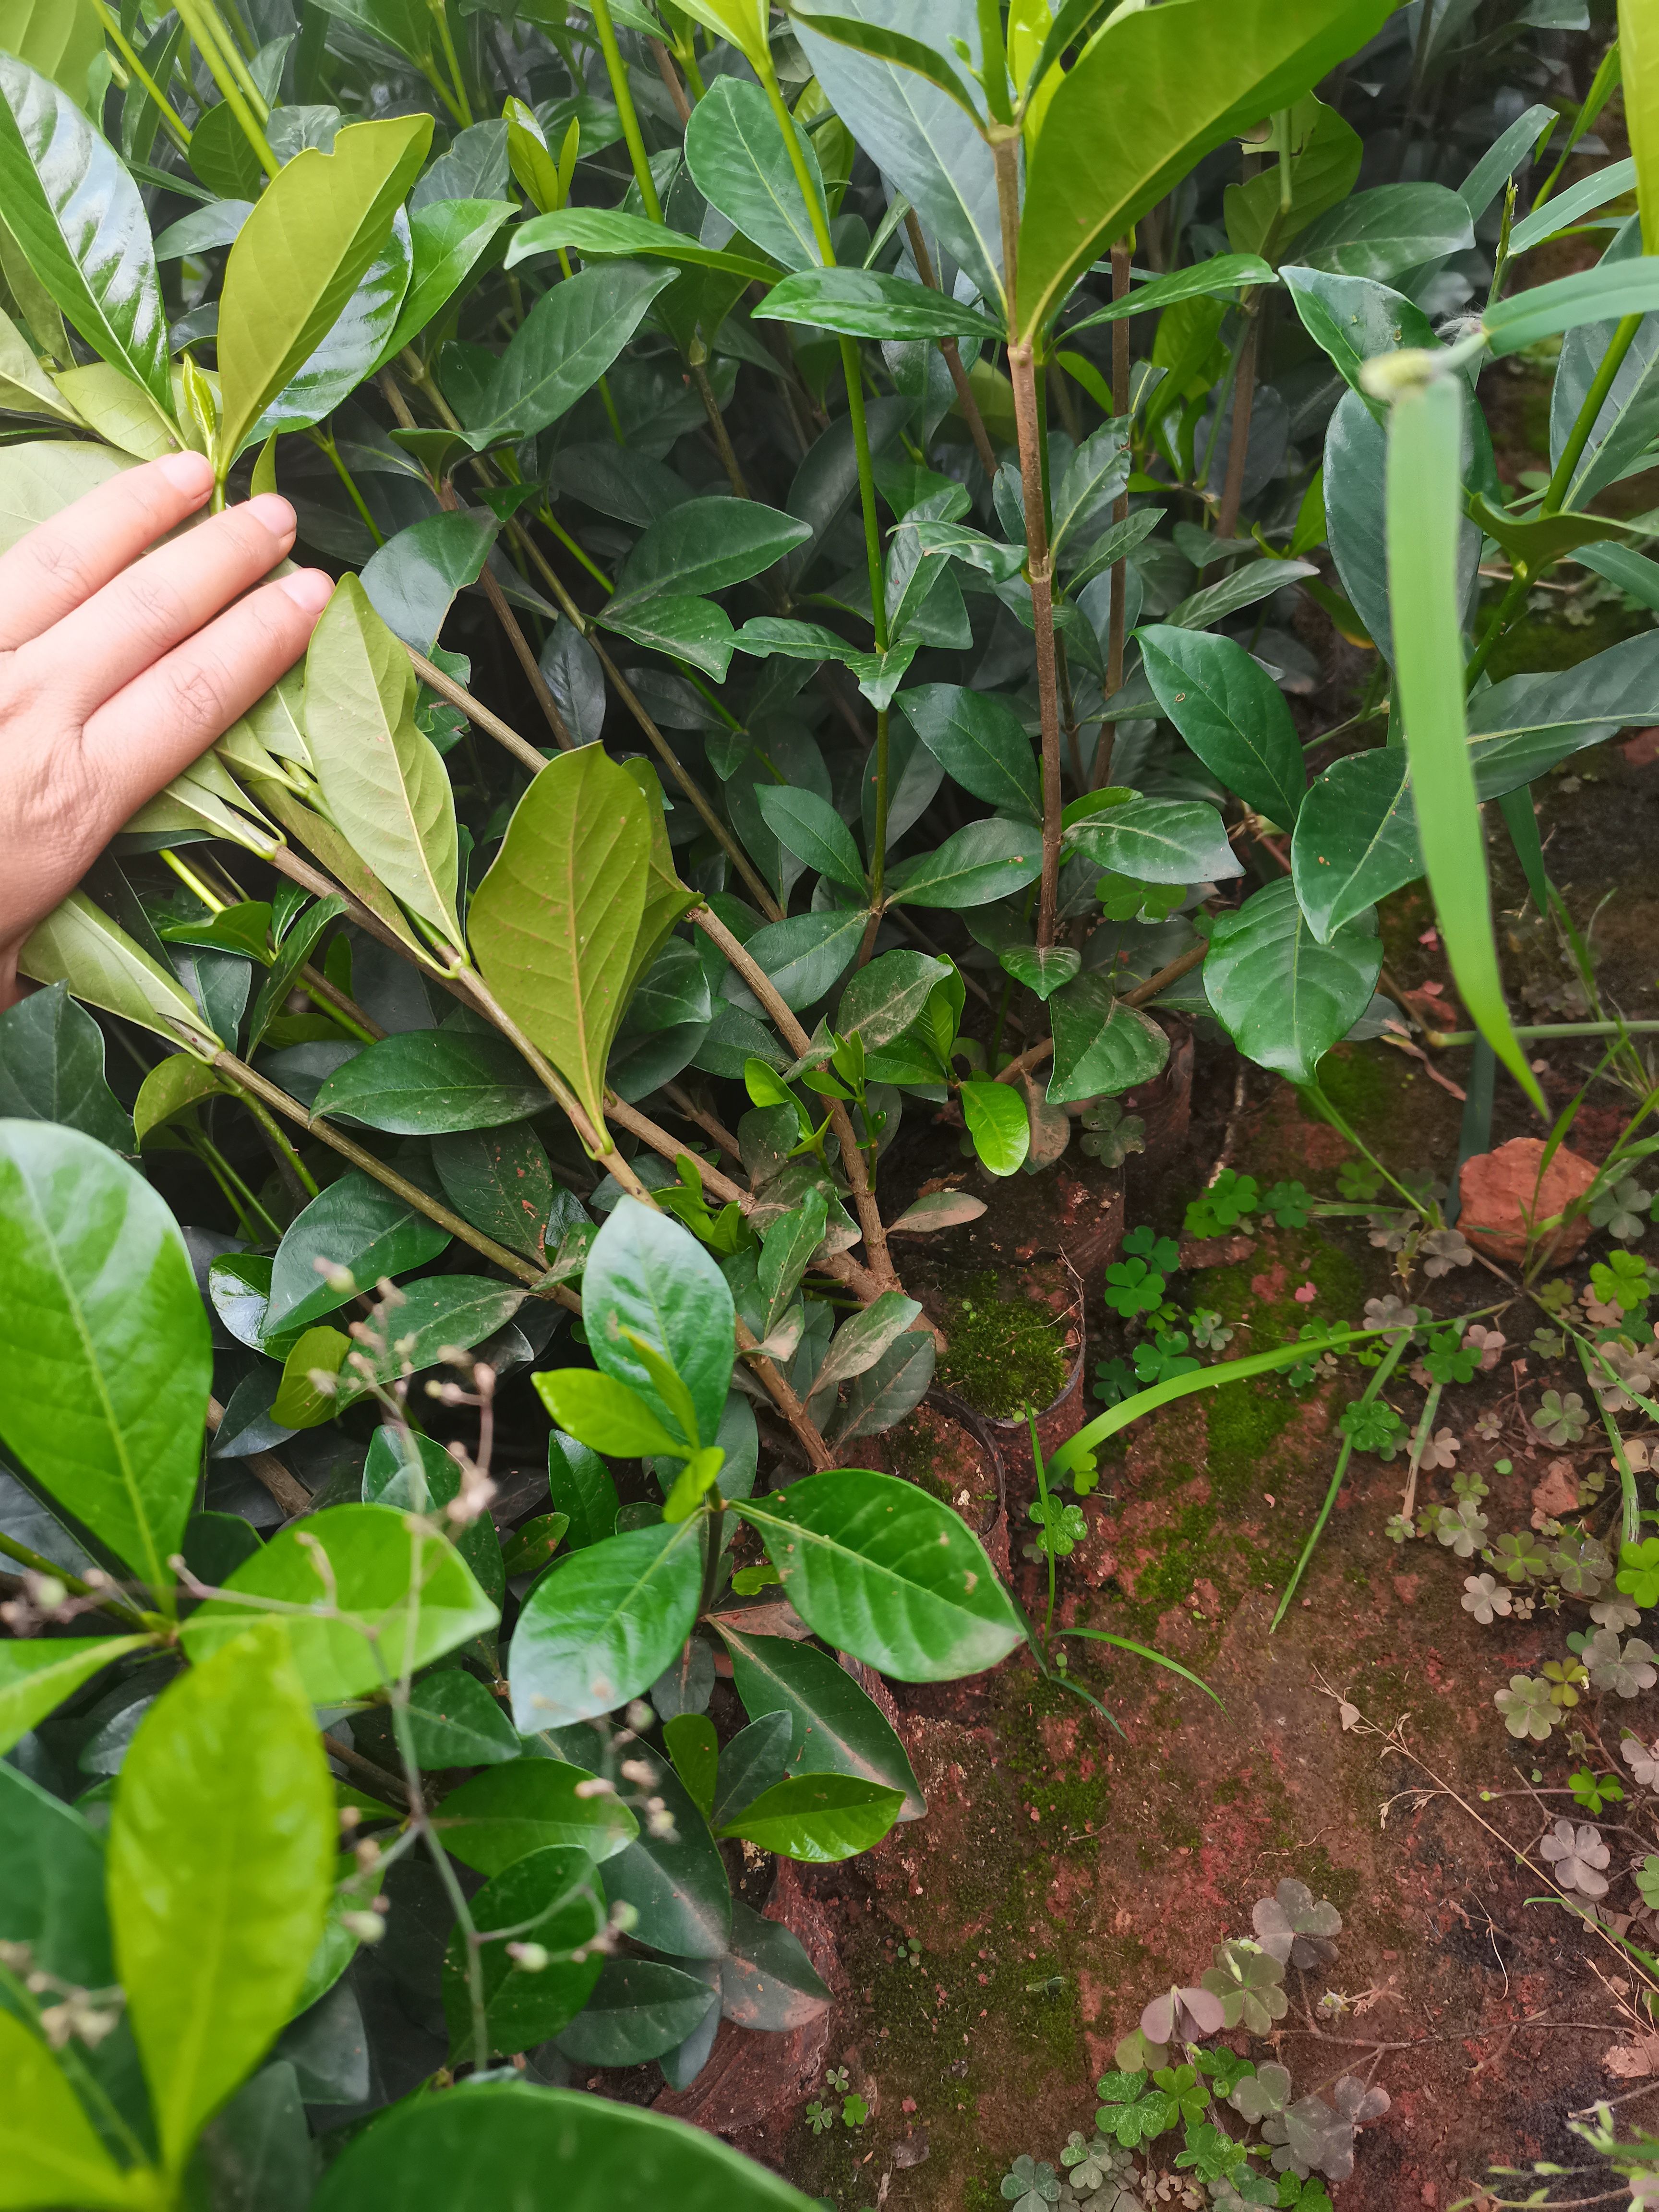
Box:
0 446 335 1008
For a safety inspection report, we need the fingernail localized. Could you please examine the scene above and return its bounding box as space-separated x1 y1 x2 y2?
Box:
277 568 333 613
158 449 214 494
245 492 296 538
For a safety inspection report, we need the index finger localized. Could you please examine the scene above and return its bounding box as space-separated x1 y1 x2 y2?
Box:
0 449 216 652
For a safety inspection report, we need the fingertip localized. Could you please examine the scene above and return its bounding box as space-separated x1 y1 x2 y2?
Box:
276 568 335 615
156 449 216 499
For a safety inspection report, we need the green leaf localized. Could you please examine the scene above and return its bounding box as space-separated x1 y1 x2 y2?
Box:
1065 795 1240 884
0 2008 150 2212
683 76 828 275
555 1956 719 2066
1066 255 1275 331
886 818 1045 909
508 1519 705 1729
20 890 214 1047
433 1122 554 1261
362 1423 504 1609
0 981 133 1150
181 1503 498 1699
312 1028 551 1133
379 196 515 363
1466 492 1643 582
468 743 656 1134
1485 253 1659 353
339 1276 526 1393
309 2080 816 2211
133 1054 230 1148
402 1667 522 1767
1015 0 1394 336
109 1621 334 2176
0 55 173 418
0 1759 111 1987
458 262 675 447
0 1123 207 1589
1383 371 1540 1107
1627 0 1659 254
244 893 347 1057
1289 747 1418 942
733 911 865 1011
506 204 775 284
835 949 952 1048
611 496 812 609
217 115 432 466
1136 627 1306 825
250 215 412 443
0 0 103 98
442 1845 606 2056
596 592 736 681
603 1758 731 1959
998 944 1079 1001
721 1896 831 2028
717 1624 924 1816
1165 555 1317 632
265 1170 449 1334
582 1195 735 1449
269 1323 349 1429
793 5 1001 307
1281 264 1439 406
1467 633 1659 790
756 264 1001 341
754 784 867 893
1292 182 1473 281
663 1712 719 1818
435 1760 638 1875
304 574 460 945
737 1468 1022 1679
810 1293 924 1396
534 1369 686 1459
1204 879 1381 1084
1047 974 1170 1105
899 685 1041 817
359 510 498 656
960 1077 1030 1176
547 1429 621 1549
0 1636 151 1755
308 0 435 70
718 1770 904 1861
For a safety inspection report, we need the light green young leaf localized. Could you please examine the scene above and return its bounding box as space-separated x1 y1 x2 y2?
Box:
0 1636 152 1755
0 1123 208 1591
716 1772 904 1861
109 1622 334 2178
216 114 433 467
468 743 653 1133
303 574 460 945
533 1369 686 1461
960 1078 1030 1176
1383 372 1541 1107
506 205 776 285
1015 0 1394 336
377 195 515 365
581 1197 736 1449
19 891 217 1047
0 2007 154 2211
0 54 173 417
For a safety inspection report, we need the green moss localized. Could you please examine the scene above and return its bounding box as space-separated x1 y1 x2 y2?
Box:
938 1271 1069 1419
1314 1046 1389 1130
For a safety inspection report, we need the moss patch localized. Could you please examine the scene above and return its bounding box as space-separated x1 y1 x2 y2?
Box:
938 1271 1070 1419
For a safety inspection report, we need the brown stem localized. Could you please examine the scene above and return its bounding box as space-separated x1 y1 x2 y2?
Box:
1095 237 1134 792
661 1080 742 1163
737 1322 833 1468
690 351 750 499
479 563 576 750
648 34 691 120
1215 301 1260 542
206 1393 312 1515
500 515 785 921
1007 339 1064 950
406 645 547 775
689 902 901 1294
903 209 997 478
296 962 385 1040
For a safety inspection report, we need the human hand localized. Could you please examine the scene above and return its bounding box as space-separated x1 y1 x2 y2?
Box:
0 447 334 1007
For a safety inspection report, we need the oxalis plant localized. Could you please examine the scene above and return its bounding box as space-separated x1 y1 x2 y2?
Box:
0 0 1657 2203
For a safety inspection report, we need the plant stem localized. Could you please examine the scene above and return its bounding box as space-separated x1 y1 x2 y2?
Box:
90 0 192 150
1214 298 1260 542
690 903 901 1293
405 644 548 774
1271 1329 1410 1629
0 1530 160 1632
158 844 225 913
173 0 277 177
1027 1404 1057 1645
904 212 997 475
429 0 475 126
311 428 384 547
865 705 891 920
1095 239 1133 786
236 1086 322 1199
190 0 268 112
188 1124 284 1242
649 35 692 121
689 349 750 497
589 0 661 219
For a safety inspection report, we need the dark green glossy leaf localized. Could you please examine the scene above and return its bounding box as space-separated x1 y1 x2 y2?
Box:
181 1503 498 1700
507 1519 704 1729
886 818 1044 909
250 215 412 442
736 1469 1022 1679
1046 974 1169 1105
265 1169 450 1334
457 262 674 446
1293 182 1472 279
407 1669 522 1767
611 496 811 609
435 1759 637 1874
556 1956 718 2067
1136 627 1305 825
0 1761 110 1986
0 1122 207 1587
308 2080 817 2212
359 509 498 655
597 593 735 681
312 1028 551 1132
507 205 775 283
580 1196 735 1450
1205 879 1381 1084
683 76 827 275
1280 264 1437 397
718 1626 923 1819
547 1429 620 1550
0 54 172 416
0 981 133 1150
1065 796 1240 884
835 950 952 1048
731 911 864 1010
441 1845 605 2055
601 1757 731 1959
432 1122 554 1260
899 685 1040 817
753 785 866 893
1067 254 1275 331
663 1711 719 1819
380 196 515 363
756 265 1000 341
